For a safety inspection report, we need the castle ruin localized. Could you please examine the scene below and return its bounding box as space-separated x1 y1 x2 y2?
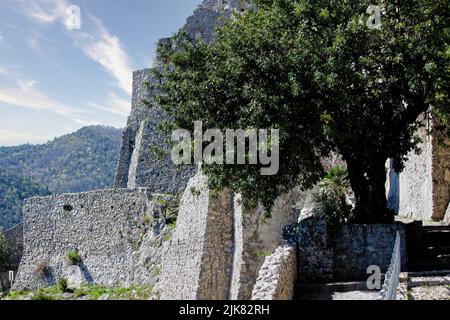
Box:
7 0 449 300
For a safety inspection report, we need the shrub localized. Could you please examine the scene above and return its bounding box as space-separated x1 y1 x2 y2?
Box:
312 166 353 224
58 277 68 293
66 250 81 265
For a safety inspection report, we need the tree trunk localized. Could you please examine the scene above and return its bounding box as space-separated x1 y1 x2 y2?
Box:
346 157 394 224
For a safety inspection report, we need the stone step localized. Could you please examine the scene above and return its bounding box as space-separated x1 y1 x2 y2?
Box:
423 229 450 247
295 290 380 301
295 281 377 295
408 275 450 288
423 228 450 241
407 270 450 278
426 246 450 254
407 257 450 272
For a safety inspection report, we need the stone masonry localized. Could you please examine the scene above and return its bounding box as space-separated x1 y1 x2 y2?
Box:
229 190 301 300
251 244 297 300
158 170 234 300
13 189 172 290
10 0 450 299
297 217 406 283
114 0 246 194
4 223 23 271
114 69 196 194
0 223 23 290
159 170 300 300
388 124 450 222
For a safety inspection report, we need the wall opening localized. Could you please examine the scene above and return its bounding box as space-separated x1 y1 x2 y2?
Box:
63 205 73 212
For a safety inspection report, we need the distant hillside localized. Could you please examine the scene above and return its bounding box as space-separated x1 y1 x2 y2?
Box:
0 126 122 229
0 170 50 230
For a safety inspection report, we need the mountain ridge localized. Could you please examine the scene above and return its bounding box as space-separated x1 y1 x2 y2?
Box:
0 125 123 229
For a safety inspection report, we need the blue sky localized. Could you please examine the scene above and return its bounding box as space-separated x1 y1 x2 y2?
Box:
0 0 203 146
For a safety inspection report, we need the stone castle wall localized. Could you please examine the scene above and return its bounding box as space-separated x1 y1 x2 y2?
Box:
396 127 434 221
431 136 450 222
13 189 170 290
4 223 23 271
159 170 299 300
114 0 245 194
159 171 234 300
251 244 297 301
388 124 450 222
297 220 406 283
229 191 300 300
0 223 23 290
114 69 196 194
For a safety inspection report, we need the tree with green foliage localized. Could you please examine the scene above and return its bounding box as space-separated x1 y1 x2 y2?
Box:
152 0 450 223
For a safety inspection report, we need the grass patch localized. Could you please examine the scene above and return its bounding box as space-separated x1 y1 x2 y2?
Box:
3 285 155 301
67 250 82 265
3 290 31 300
167 221 177 231
256 250 272 258
32 291 55 301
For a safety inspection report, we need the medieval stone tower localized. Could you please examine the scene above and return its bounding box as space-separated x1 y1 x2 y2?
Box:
114 0 245 194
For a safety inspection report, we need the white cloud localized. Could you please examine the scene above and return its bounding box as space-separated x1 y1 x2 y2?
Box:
87 92 131 117
3 0 67 24
0 31 3 42
17 79 38 92
0 129 50 146
7 0 133 95
72 118 106 126
0 80 85 116
0 67 8 76
76 17 133 95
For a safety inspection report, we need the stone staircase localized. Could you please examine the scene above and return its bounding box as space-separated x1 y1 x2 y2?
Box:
407 226 450 272
294 282 380 300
